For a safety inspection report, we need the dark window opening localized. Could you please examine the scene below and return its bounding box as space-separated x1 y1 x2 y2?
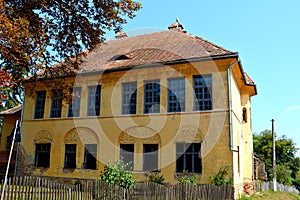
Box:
176 143 202 173
194 75 212 111
34 91 46 119
120 144 134 170
143 144 158 171
243 108 247 122
64 144 76 168
87 85 101 116
84 144 97 170
122 82 137 114
50 90 62 118
168 77 185 112
144 80 160 114
68 87 82 117
115 54 131 60
35 143 51 168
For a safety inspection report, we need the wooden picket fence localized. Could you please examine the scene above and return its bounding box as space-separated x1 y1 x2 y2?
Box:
0 176 93 200
0 176 234 200
254 181 299 195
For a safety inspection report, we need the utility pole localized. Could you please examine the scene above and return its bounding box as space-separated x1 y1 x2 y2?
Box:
272 119 277 191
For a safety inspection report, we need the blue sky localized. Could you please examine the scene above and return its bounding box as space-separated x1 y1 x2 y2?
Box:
116 0 300 156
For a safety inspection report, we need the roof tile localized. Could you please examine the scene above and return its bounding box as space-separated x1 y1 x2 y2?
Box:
79 30 234 73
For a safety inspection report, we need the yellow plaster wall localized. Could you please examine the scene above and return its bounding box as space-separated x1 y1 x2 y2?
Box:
0 114 20 151
230 65 254 195
19 58 254 184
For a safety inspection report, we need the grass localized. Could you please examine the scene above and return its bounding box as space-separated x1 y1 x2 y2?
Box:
239 190 300 200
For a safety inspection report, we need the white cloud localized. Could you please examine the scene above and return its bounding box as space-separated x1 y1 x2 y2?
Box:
286 105 300 111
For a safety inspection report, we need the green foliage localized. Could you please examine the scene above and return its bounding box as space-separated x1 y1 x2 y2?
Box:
238 190 299 200
210 166 232 186
276 165 293 186
178 175 197 185
1 0 141 103
100 160 135 189
253 130 300 185
292 178 300 191
146 172 165 184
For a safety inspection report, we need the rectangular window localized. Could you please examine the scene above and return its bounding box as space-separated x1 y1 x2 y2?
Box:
194 74 212 111
168 77 185 112
120 144 134 170
144 80 160 114
50 90 62 118
84 144 97 170
34 143 51 168
64 144 76 168
87 85 101 116
143 144 158 171
122 82 137 115
68 87 82 117
176 143 202 173
34 91 46 119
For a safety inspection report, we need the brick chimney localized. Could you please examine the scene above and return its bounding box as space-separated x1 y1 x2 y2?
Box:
115 32 128 39
168 19 186 32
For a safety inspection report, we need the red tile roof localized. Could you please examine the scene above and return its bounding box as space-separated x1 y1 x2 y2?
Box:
78 30 235 73
244 72 255 85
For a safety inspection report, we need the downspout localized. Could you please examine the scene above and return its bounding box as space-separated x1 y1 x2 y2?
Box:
227 58 239 152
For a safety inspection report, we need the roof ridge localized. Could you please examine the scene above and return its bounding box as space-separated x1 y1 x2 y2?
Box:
194 35 234 53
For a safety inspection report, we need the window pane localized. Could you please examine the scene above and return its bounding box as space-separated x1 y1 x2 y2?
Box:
144 80 160 114
168 78 185 112
185 154 193 172
84 144 97 170
68 87 82 117
120 144 134 170
64 144 76 168
122 82 137 114
194 75 212 111
176 155 184 173
34 143 51 168
34 91 46 119
194 154 202 173
143 144 158 171
176 143 202 173
50 90 62 118
87 85 101 116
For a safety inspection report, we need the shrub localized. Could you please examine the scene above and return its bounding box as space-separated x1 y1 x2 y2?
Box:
146 171 165 184
292 178 300 191
100 160 135 189
276 164 293 186
210 166 232 186
178 175 197 185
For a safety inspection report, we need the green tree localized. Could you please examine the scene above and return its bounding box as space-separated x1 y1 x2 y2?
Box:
0 0 141 103
100 160 135 189
253 130 300 185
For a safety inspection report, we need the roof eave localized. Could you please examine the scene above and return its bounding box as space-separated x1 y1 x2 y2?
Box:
238 61 257 96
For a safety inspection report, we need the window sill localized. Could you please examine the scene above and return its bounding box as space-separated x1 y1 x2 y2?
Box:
81 168 98 171
174 172 202 179
34 167 49 173
63 168 76 174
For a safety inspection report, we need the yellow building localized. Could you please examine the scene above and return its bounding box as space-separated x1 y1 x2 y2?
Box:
16 22 257 193
0 105 21 177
